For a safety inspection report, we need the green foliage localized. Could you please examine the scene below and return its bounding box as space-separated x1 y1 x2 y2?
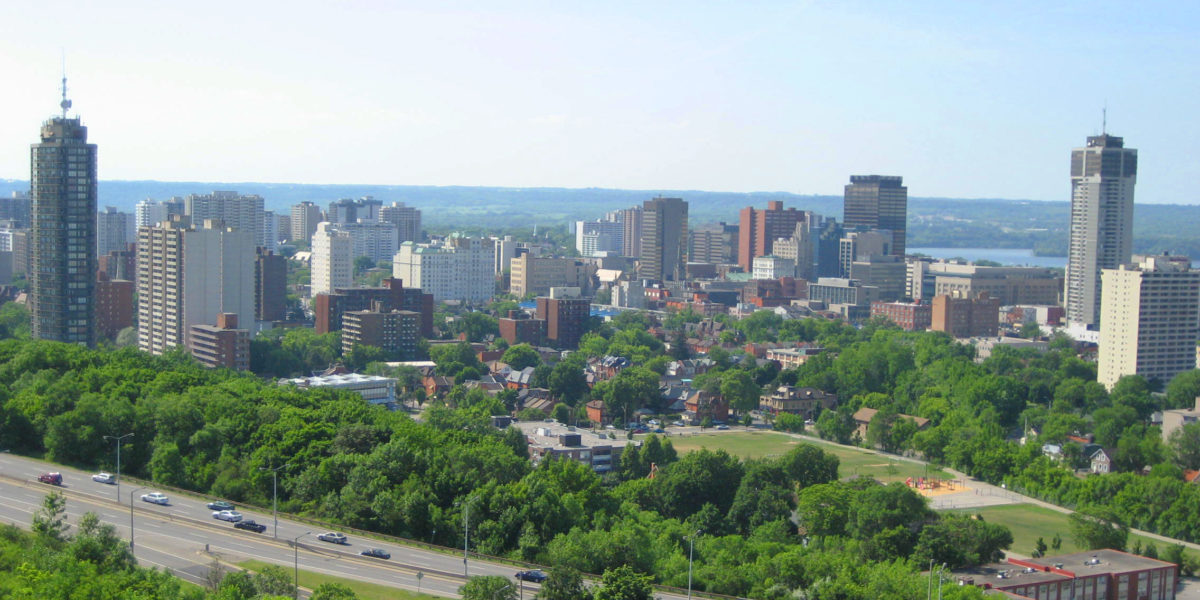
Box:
311 582 359 599
0 301 30 340
593 566 652 600
501 344 541 370
1169 422 1200 470
448 312 500 343
1068 507 1129 551
32 491 70 543
460 575 518 600
536 565 589 600
773 412 804 433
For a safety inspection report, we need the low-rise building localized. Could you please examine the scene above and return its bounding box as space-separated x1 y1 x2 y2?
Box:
759 386 838 418
870 300 932 331
1162 398 1200 443
951 549 1178 600
516 421 634 473
341 304 420 360
765 346 824 370
498 310 546 346
188 313 249 371
931 292 1000 338
282 372 398 406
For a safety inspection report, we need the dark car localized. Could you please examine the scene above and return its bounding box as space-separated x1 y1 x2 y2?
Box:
38 472 63 485
360 548 391 560
516 570 548 583
207 500 235 511
234 520 267 533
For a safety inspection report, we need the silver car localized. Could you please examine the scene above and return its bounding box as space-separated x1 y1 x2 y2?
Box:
92 472 116 484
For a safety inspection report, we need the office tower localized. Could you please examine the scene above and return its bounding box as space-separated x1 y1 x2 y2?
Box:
328 197 382 224
620 206 643 257
313 278 433 337
255 247 287 322
509 254 590 297
290 201 323 244
184 191 266 249
738 201 806 271
838 229 891 278
771 222 813 280
137 217 256 355
689 222 739 265
392 236 495 303
30 84 97 346
1064 134 1138 328
575 219 624 256
815 220 844 278
638 197 688 281
849 255 906 301
0 192 31 228
843 175 907 257
311 222 354 297
262 210 278 252
752 255 795 280
1098 255 1200 389
379 201 422 243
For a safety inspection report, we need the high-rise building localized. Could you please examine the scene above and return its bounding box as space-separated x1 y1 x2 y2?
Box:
290 201 323 244
342 305 420 360
838 229 891 278
95 271 134 341
255 248 287 322
509 254 591 298
95 206 132 256
275 213 290 243
1064 134 1137 328
341 221 400 262
328 197 382 224
815 220 844 278
1098 255 1200 389
770 222 813 280
30 85 97 346
689 222 739 265
262 210 278 252
184 191 266 248
638 197 688 281
380 201 422 244
0 192 31 229
311 222 354 297
0 229 30 277
135 198 180 229
137 217 256 355
575 220 624 256
188 312 250 371
536 289 589 349
619 206 643 258
843 175 907 257
738 201 806 271
493 236 519 275
392 236 495 303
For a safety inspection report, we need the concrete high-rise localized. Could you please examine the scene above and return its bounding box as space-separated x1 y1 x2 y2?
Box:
97 206 131 256
311 222 354 297
638 197 688 281
290 201 323 244
1064 134 1137 328
392 236 495 303
843 175 907 257
1098 255 1200 389
185 191 266 248
738 201 806 272
379 201 422 244
30 85 97 346
619 206 643 258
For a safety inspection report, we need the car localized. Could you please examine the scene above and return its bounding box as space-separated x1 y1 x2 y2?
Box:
604 424 616 430
516 570 548 583
234 520 267 533
317 532 348 544
213 510 243 522
38 472 63 485
92 472 116 484
716 425 730 430
206 500 235 511
671 421 685 427
141 492 169 505
360 548 391 559
647 419 659 426
653 428 665 434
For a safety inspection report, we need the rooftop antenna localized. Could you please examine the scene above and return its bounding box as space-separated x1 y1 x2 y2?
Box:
1101 102 1107 136
59 50 72 118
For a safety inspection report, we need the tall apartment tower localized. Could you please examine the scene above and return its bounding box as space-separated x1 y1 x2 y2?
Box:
638 197 688 281
137 217 256 355
738 201 806 272
290 201 323 244
620 206 643 258
30 83 97 346
1098 255 1199 389
843 175 907 257
379 201 422 243
311 222 354 297
97 206 131 256
185 191 267 249
1064 134 1137 328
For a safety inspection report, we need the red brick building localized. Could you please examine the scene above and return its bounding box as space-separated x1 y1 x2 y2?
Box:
870 300 932 331
95 271 133 340
953 549 1178 600
738 201 806 272
188 313 249 371
535 296 589 349
931 292 1001 338
314 278 433 337
498 310 546 346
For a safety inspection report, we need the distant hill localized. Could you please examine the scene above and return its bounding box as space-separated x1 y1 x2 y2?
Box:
2 178 1197 258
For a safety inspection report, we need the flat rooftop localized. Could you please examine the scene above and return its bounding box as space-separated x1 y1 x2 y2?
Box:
1022 549 1176 575
954 563 1069 588
514 421 635 449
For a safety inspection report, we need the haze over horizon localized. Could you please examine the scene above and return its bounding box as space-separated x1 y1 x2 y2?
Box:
2 2 1197 204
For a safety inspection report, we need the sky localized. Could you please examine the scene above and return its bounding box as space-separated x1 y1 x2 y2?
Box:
2 1 1198 203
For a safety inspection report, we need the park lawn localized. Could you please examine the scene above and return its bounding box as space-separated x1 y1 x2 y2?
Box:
667 431 952 483
239 559 446 600
946 504 1199 562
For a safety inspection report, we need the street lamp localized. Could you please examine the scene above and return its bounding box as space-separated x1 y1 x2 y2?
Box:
129 486 146 556
293 531 311 600
455 495 477 577
687 529 702 600
103 432 134 501
259 463 290 539
494 582 512 600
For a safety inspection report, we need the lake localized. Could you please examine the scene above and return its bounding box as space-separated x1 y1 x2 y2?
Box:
909 247 1066 269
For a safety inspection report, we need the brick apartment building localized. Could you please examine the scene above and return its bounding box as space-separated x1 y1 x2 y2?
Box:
341 303 421 360
535 293 589 349
188 313 249 371
95 271 133 340
931 292 1000 337
498 310 546 346
870 300 932 331
314 277 433 337
953 549 1178 600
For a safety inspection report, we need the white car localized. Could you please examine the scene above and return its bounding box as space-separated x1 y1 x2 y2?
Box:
317 532 348 544
92 472 116 484
213 510 243 522
141 492 169 505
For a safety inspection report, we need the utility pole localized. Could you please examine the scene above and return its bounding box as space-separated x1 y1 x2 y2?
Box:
687 529 702 600
103 432 134 501
129 486 146 555
259 463 290 539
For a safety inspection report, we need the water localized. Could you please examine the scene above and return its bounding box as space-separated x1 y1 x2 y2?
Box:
909 247 1066 269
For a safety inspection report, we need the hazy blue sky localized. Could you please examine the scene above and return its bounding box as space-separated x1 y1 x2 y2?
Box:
2 1 1197 203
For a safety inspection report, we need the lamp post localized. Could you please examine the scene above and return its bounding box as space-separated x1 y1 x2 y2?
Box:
687 529 702 600
494 582 512 600
456 496 476 577
293 531 311 600
259 463 289 539
103 432 134 500
129 486 146 556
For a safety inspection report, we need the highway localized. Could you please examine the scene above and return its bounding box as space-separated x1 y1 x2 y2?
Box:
0 451 547 599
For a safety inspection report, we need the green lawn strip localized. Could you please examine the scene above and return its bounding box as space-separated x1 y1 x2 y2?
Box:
669 431 952 483
946 503 1199 561
238 559 446 600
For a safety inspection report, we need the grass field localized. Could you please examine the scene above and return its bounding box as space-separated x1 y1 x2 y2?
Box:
239 559 446 600
666 430 952 483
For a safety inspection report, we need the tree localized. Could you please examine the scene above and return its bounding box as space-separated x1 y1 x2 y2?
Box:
548 358 589 404
311 583 359 599
1169 422 1200 470
354 255 376 277
460 575 518 600
720 369 760 418
1069 507 1129 551
537 565 590 600
816 406 855 444
502 344 541 370
593 566 652 600
32 491 70 543
253 564 296 597
774 412 804 433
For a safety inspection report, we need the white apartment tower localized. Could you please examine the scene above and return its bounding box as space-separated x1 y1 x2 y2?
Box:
185 191 266 249
1064 134 1137 328
1098 255 1200 389
393 235 495 303
311 222 354 297
97 206 131 255
137 217 256 355
290 201 323 245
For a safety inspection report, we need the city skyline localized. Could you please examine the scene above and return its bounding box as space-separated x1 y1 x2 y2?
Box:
1 3 1197 204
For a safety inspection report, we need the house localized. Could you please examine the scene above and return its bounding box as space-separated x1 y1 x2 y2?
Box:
1162 397 1200 443
519 389 557 416
1089 447 1114 474
423 375 453 400
505 366 536 390
661 384 692 413
1184 469 1200 484
764 346 824 370
683 390 729 424
759 386 838 419
585 400 607 425
851 407 930 440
